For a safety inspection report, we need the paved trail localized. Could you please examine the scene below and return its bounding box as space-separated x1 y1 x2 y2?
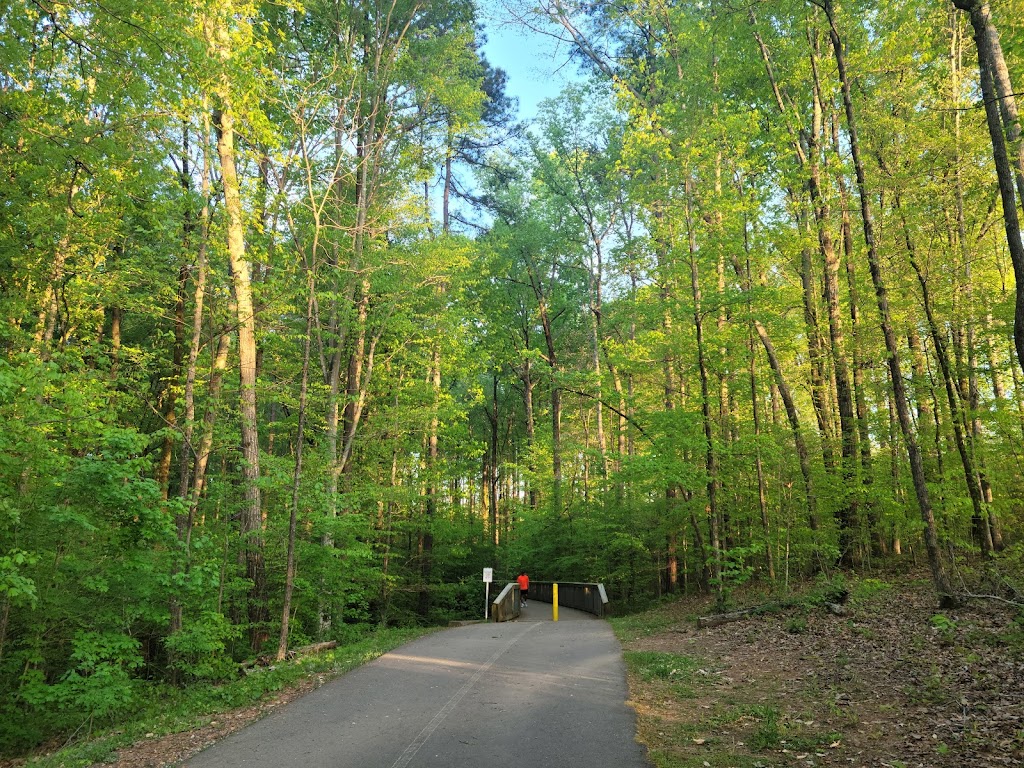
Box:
184 605 650 768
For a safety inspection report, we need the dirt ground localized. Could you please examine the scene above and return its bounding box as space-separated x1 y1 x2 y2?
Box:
104 679 322 767
623 579 1024 767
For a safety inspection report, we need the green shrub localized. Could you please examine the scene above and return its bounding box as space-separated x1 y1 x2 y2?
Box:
849 577 890 602
165 612 242 682
808 573 849 606
21 632 143 724
930 614 957 645
786 616 808 634
426 581 482 623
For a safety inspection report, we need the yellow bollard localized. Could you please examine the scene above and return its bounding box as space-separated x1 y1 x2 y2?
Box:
552 583 559 622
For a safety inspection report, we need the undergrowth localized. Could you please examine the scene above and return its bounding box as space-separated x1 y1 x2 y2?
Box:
14 626 433 768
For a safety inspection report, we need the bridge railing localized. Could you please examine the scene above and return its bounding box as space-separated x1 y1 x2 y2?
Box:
490 582 522 622
530 581 610 617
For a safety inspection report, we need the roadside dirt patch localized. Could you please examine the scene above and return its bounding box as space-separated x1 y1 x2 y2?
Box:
622 581 1024 767
116 672 345 768
105 678 321 768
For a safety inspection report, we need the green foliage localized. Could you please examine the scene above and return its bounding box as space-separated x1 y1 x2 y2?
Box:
930 614 958 645
807 573 850 607
610 603 689 643
785 616 808 635
929 614 957 632
18 626 434 768
849 577 891 603
165 613 242 683
0 549 38 607
987 543 1024 603
19 632 143 727
628 651 701 682
906 666 949 704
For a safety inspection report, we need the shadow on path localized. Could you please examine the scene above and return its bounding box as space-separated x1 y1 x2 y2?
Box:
185 610 649 768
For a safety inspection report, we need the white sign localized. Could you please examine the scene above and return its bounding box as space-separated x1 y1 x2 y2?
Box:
482 567 493 583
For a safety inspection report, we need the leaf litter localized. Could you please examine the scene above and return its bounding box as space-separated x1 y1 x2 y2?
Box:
621 573 1024 768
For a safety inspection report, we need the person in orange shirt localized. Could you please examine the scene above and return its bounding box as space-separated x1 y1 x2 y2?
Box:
516 571 529 607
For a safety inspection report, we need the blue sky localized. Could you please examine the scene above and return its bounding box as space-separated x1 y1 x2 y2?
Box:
476 1 581 120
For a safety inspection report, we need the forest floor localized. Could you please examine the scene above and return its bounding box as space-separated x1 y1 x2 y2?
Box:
615 571 1024 768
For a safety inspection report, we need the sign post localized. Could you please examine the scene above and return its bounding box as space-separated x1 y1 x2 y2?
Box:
482 568 493 620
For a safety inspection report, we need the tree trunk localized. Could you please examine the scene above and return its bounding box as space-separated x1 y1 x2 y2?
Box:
588 237 609 478
969 2 1024 209
742 216 775 581
215 101 267 648
189 328 231 528
521 352 539 510
897 200 993 554
750 13 832 540
171 118 211 645
157 263 187 500
419 344 440 617
685 184 722 596
177 112 212 519
833 110 881 556
277 272 315 661
806 60 858 564
754 320 818 532
656 234 681 593
528 261 562 516
953 0 1024 375
482 375 500 545
796 211 835 468
824 0 956 605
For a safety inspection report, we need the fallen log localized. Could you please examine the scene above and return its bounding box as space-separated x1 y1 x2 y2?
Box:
241 640 339 672
287 640 338 659
696 603 774 629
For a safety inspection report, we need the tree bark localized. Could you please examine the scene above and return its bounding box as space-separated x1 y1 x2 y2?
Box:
966 2 1024 209
754 320 818 532
277 274 315 662
215 100 267 648
521 349 538 510
953 0 1024 375
750 12 835 542
656 234 681 592
419 342 440 616
833 110 881 556
806 62 858 564
188 328 230 528
157 262 187 500
824 0 956 605
685 183 722 596
897 200 993 554
177 111 212 519
170 118 211 645
527 259 562 516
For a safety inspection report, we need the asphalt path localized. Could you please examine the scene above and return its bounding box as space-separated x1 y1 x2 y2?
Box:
184 605 650 768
